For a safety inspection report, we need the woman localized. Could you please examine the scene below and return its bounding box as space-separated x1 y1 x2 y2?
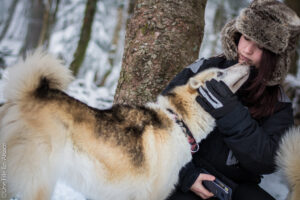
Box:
163 0 300 199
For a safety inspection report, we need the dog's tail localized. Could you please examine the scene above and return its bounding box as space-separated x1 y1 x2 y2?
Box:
4 50 73 102
276 126 300 200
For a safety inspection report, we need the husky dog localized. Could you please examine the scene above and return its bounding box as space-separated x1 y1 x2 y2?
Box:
276 127 300 200
0 52 249 200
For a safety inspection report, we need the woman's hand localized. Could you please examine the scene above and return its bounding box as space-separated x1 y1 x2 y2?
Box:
190 173 215 199
196 79 239 119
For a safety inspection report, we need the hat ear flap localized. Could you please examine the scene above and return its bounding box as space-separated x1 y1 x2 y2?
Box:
221 19 239 61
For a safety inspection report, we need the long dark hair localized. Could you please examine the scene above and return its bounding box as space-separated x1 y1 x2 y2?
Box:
237 49 280 119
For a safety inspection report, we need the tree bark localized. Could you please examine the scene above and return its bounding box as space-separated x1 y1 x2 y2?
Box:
114 0 207 106
69 0 97 76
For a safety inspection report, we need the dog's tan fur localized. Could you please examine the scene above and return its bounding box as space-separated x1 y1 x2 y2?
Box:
276 127 300 200
0 52 249 200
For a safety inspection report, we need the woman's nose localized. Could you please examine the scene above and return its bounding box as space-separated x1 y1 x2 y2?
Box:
243 43 254 55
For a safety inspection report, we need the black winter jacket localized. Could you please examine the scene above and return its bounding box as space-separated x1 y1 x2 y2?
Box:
162 56 294 192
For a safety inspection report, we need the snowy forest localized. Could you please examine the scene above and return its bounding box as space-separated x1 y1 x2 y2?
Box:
0 0 300 199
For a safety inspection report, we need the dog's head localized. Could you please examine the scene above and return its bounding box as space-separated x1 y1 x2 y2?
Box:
188 63 250 93
160 63 249 143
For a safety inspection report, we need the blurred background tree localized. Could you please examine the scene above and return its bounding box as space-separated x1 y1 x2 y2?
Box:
0 0 299 122
69 0 97 76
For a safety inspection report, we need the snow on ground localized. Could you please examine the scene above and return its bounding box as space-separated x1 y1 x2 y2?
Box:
52 182 86 200
50 172 289 200
261 172 289 200
50 171 289 199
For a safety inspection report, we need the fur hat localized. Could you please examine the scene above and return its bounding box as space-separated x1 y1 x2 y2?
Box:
221 0 300 85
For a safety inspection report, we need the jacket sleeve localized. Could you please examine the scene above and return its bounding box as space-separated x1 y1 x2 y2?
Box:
216 101 294 175
178 161 202 192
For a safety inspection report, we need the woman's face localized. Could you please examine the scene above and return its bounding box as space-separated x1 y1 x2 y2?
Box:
238 35 263 68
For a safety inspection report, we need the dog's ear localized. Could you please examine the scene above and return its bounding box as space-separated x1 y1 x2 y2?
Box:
188 77 201 90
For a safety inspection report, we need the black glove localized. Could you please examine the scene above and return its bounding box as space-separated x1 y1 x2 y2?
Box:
196 79 239 119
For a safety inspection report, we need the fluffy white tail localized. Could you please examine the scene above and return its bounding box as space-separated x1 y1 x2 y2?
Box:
4 50 73 102
276 127 300 200
0 51 74 199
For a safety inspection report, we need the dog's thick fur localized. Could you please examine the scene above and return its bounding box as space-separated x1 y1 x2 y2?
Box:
276 127 300 200
0 52 249 200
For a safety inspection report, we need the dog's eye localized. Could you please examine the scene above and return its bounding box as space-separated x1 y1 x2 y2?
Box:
217 72 223 77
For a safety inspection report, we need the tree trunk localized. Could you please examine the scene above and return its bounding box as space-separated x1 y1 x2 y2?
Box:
38 0 60 48
284 0 300 125
20 0 45 56
128 0 136 16
114 0 207 106
210 0 226 56
285 0 300 75
285 0 300 19
0 0 19 43
38 0 51 47
98 4 125 87
69 0 97 76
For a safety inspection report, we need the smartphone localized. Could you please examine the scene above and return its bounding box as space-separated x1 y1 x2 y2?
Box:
201 169 233 200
